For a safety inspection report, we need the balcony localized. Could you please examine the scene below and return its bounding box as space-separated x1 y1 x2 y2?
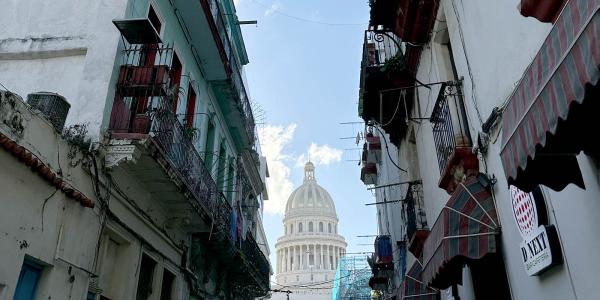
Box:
106 26 269 296
368 0 439 44
405 181 429 258
200 0 256 149
362 132 382 164
359 30 415 145
431 82 478 193
360 162 378 185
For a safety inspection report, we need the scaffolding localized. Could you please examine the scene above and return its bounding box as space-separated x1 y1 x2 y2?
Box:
331 255 372 300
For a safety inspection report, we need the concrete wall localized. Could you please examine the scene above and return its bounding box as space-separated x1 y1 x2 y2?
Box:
0 0 129 139
0 91 190 300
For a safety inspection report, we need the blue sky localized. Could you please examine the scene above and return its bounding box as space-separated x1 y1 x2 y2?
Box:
234 0 379 268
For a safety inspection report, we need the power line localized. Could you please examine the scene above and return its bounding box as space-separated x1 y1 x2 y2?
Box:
248 0 367 26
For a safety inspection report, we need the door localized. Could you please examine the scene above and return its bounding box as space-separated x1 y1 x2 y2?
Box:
13 261 42 300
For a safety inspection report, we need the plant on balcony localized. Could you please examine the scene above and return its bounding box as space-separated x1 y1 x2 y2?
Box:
382 52 406 75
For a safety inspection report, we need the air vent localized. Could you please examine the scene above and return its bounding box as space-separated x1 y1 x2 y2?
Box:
26 92 71 132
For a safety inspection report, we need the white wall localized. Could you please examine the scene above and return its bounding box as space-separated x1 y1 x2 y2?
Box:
0 0 129 139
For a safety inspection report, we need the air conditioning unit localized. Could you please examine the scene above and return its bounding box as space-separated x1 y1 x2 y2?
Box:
26 92 70 132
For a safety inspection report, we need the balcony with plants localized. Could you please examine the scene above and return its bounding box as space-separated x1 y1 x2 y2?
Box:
430 81 478 194
358 29 415 145
106 19 268 297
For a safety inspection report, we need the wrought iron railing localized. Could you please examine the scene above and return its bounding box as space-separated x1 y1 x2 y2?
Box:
205 0 256 146
362 29 402 69
405 181 428 241
109 41 234 243
241 232 270 286
430 82 472 174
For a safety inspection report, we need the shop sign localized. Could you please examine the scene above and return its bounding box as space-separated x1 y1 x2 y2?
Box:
510 185 562 276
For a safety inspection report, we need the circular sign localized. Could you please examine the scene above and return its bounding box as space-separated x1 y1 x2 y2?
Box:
510 185 538 238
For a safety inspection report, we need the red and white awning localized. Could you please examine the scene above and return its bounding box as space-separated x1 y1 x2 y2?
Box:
501 0 600 186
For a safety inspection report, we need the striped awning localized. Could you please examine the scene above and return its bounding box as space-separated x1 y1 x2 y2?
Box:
400 260 439 299
422 175 499 289
500 0 600 184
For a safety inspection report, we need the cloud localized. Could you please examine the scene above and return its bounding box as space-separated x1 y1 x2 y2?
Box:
234 0 243 6
264 2 282 16
258 124 297 215
296 143 343 167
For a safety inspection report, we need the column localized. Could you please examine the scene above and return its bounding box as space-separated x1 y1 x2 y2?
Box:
292 246 295 271
326 244 330 269
320 244 324 270
298 245 302 270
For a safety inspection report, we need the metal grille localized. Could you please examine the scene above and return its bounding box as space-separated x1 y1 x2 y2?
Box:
430 82 472 174
363 30 402 68
26 92 70 132
405 181 427 241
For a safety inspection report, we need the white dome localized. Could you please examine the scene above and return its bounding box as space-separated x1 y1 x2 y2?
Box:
284 162 337 218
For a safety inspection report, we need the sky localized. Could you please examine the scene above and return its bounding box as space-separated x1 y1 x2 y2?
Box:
233 0 379 273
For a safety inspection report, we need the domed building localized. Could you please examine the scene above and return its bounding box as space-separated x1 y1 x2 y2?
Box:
274 162 347 299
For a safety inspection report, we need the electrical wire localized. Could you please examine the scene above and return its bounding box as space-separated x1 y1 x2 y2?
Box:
371 124 407 172
248 0 367 26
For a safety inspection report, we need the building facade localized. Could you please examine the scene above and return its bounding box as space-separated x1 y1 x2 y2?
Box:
273 162 347 300
0 0 270 299
358 0 599 299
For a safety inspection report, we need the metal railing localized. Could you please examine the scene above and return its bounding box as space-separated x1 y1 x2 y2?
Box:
205 0 256 146
109 41 234 242
430 82 472 174
405 181 428 241
362 29 402 69
242 232 271 284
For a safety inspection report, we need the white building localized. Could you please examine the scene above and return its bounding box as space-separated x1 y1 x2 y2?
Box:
0 0 270 299
272 162 347 300
359 0 599 299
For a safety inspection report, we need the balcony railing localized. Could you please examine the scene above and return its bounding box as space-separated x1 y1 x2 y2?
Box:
108 41 234 242
242 232 271 284
430 81 472 174
405 181 429 257
363 29 402 69
205 0 256 146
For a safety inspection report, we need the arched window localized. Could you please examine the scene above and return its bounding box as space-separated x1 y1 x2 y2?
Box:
309 221 314 232
299 223 303 232
290 224 293 234
335 224 337 234
319 222 324 232
328 223 332 233
284 225 287 235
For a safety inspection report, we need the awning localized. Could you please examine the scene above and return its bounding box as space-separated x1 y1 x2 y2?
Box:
520 0 568 23
422 175 499 289
400 260 439 299
500 0 600 189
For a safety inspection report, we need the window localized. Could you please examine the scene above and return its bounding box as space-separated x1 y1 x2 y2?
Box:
319 222 323 232
136 254 157 300
14 259 43 300
203 122 215 171
310 274 313 281
170 53 182 112
308 222 313 232
298 223 303 233
160 269 175 300
290 224 293 234
226 160 235 202
148 4 162 34
325 275 328 281
185 84 196 128
328 223 332 233
216 146 227 190
296 275 299 282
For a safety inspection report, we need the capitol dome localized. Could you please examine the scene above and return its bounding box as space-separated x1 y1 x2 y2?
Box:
285 162 337 218
274 162 346 300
